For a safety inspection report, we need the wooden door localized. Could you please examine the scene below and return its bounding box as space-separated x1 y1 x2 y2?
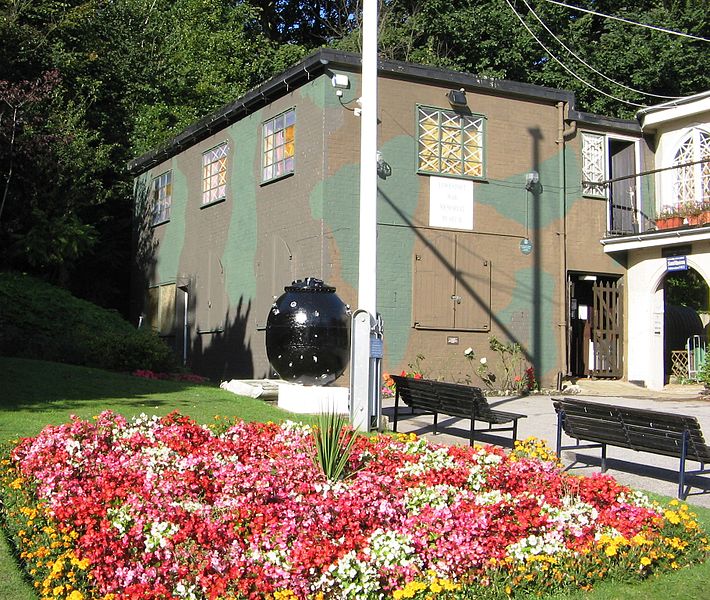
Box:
454 234 491 331
591 279 623 377
413 232 456 328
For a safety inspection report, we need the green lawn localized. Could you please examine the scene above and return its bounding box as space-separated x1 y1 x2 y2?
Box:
0 356 296 442
0 356 308 599
1 357 709 599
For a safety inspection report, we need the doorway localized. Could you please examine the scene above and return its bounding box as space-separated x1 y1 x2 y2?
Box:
569 273 623 378
663 267 708 382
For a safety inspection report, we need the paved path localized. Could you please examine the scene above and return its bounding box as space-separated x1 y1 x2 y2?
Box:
381 380 710 508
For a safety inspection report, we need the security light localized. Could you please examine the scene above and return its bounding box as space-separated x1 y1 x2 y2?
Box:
447 88 467 108
525 171 540 191
331 74 350 89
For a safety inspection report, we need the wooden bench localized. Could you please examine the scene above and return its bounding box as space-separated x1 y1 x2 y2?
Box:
392 375 526 446
553 397 710 499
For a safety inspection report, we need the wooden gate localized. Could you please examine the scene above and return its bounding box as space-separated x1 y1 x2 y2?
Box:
591 280 623 377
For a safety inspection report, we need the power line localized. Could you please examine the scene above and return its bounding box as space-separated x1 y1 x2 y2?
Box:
521 0 681 100
543 0 710 43
503 0 648 108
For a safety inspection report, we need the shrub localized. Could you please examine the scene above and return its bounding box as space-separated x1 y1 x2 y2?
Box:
699 355 710 388
0 272 179 372
312 411 360 481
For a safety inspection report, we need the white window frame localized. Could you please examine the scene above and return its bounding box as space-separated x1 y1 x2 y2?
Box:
672 128 710 205
151 170 172 225
581 132 607 198
581 131 642 232
262 109 295 182
417 106 485 179
202 142 228 205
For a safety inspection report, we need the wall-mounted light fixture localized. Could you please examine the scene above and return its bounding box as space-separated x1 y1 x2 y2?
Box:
332 74 351 99
525 170 540 192
332 74 350 89
376 151 392 179
446 88 467 109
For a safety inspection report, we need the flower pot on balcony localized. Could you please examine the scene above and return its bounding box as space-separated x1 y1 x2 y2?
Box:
657 216 683 230
688 214 702 226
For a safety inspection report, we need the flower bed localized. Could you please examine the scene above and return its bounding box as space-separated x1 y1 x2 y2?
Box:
1 412 708 600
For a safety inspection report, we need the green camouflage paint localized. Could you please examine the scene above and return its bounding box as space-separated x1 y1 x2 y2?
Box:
376 135 421 368
156 160 187 284
497 267 559 379
223 119 260 306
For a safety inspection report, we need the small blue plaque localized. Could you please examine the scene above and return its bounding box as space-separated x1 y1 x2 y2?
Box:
370 338 384 358
666 255 688 272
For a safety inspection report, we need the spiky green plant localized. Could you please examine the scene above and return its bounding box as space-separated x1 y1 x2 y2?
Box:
312 411 359 482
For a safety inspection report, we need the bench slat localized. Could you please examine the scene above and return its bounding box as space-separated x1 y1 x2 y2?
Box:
553 396 710 498
392 375 526 446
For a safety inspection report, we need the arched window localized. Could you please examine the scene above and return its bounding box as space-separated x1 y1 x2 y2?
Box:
673 128 710 204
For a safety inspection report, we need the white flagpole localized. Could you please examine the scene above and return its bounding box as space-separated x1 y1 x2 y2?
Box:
350 0 380 432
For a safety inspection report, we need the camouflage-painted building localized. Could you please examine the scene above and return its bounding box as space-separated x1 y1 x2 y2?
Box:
129 48 652 385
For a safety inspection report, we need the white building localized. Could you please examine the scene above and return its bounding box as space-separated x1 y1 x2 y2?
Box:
602 91 710 389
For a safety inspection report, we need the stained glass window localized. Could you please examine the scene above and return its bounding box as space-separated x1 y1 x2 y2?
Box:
151 171 172 224
417 107 485 178
582 133 606 197
263 109 295 182
673 129 710 204
202 142 228 205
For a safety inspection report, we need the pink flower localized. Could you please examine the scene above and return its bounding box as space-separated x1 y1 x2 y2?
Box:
7 411 684 598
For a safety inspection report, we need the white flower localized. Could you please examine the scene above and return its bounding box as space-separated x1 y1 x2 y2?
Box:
480 357 487 365
464 347 474 356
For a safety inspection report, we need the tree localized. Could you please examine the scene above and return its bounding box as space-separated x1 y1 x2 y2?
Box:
0 70 104 282
0 0 308 310
1 0 707 314
334 0 709 119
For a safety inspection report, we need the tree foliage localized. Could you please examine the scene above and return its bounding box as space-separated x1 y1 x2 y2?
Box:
0 0 707 312
333 0 709 118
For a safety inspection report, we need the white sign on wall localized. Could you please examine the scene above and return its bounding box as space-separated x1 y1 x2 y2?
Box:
429 176 474 230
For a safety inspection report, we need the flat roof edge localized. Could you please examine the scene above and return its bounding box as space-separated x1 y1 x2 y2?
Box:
128 48 634 175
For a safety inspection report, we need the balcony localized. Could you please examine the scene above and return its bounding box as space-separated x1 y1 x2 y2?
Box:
654 201 710 231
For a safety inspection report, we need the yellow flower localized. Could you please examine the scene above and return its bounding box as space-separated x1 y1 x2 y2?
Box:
640 556 652 566
664 510 681 524
604 545 618 557
67 590 84 600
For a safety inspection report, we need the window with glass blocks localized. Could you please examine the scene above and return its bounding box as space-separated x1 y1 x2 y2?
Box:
417 106 485 178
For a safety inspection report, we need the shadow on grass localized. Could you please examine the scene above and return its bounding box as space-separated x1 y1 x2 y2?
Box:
0 356 209 413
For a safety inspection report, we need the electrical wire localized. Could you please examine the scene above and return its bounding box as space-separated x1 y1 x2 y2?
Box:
520 0 682 100
542 0 710 43
502 0 648 108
